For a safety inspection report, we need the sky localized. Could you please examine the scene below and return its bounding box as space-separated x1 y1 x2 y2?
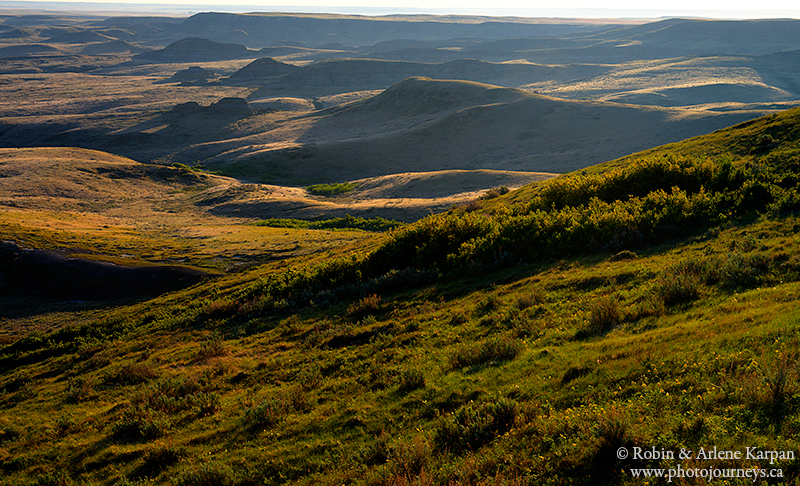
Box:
2 0 800 18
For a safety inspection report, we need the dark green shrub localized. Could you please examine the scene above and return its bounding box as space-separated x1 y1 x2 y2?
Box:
561 365 592 385
476 293 500 313
718 253 771 290
135 444 188 478
434 396 517 452
359 432 391 466
448 310 469 325
588 411 635 483
202 299 235 319
656 261 703 306
34 470 74 486
252 214 402 232
610 250 638 261
0 425 21 444
65 377 94 403
586 294 621 334
190 391 221 416
307 182 355 196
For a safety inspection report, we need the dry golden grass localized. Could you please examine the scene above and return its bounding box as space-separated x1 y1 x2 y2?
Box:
0 148 375 271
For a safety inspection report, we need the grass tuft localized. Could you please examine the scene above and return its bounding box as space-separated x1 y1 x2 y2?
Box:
450 337 524 369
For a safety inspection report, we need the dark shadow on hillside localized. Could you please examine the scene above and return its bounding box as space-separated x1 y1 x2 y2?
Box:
0 241 216 316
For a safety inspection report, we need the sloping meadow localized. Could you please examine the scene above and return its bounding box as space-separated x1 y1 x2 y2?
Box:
3 108 800 485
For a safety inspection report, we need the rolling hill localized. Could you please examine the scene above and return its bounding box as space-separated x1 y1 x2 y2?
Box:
2 76 771 183
200 77 777 182
3 105 800 486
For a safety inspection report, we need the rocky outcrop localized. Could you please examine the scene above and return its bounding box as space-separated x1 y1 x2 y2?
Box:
169 66 216 84
208 97 255 116
171 101 204 114
170 98 255 116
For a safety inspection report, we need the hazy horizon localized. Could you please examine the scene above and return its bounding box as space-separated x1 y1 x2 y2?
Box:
1 0 799 19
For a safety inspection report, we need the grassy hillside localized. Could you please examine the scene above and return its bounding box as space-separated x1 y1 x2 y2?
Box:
4 109 800 485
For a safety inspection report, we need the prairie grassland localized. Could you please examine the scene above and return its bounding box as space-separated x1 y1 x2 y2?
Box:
2 212 800 486
5 105 800 483
0 148 375 271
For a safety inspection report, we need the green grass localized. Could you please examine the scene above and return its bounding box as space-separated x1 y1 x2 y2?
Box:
306 182 355 196
3 215 800 485
4 107 800 485
252 215 402 232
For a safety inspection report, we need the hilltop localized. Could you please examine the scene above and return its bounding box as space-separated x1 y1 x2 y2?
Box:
3 104 800 485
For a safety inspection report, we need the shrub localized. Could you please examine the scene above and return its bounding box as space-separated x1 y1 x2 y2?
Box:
190 391 221 416
346 294 382 320
65 377 94 403
516 287 545 309
34 470 74 486
195 335 227 361
0 425 21 444
359 432 391 466
202 299 235 319
561 365 592 385
114 404 171 440
398 368 426 392
588 410 635 482
479 186 510 200
450 337 523 369
307 182 355 196
476 293 500 313
390 435 432 477
434 396 517 452
246 385 310 429
586 294 621 335
462 199 482 212
610 250 638 261
111 363 159 385
135 444 188 478
656 262 703 306
717 253 771 290
252 215 402 232
753 354 797 433
448 310 469 325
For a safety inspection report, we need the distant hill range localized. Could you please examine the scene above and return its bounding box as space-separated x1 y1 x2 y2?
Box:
163 12 610 49
114 14 800 58
0 76 785 181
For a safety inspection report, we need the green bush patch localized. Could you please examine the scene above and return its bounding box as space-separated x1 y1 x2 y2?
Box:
307 182 355 196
